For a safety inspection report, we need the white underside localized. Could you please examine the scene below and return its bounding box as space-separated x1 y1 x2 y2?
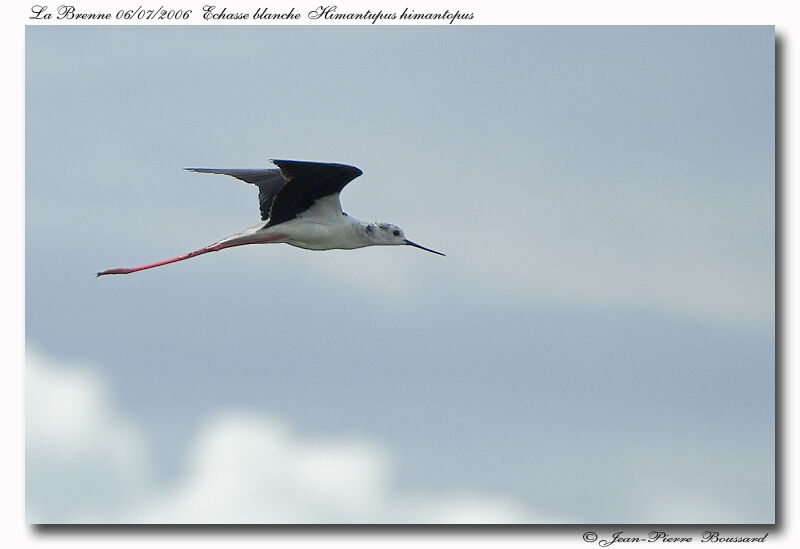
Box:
217 195 368 251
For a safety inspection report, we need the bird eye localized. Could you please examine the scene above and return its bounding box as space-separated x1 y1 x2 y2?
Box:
393 230 400 236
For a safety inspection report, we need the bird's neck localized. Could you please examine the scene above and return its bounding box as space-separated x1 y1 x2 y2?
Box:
339 215 374 247
359 221 382 246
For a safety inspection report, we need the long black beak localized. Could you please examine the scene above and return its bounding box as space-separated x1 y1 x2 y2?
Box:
405 240 445 256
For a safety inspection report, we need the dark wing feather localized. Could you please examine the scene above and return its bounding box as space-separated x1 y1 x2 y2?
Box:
267 160 363 227
185 168 288 221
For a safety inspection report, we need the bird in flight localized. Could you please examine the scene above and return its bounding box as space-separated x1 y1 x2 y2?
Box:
97 159 444 276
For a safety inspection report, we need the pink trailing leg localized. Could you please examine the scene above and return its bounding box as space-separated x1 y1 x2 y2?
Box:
96 234 288 276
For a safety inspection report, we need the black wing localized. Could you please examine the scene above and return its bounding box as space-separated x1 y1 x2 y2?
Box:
185 168 287 221
267 160 363 227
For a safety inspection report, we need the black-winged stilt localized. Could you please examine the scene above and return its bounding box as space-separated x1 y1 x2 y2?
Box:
97 159 444 276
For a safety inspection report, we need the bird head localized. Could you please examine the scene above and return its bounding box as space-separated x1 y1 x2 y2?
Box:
366 223 445 256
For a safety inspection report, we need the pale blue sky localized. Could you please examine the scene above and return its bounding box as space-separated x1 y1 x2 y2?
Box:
26 25 774 523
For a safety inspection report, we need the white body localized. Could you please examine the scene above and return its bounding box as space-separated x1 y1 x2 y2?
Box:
218 195 371 251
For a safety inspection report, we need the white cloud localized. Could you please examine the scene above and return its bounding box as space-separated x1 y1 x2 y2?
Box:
26 345 772 525
26 346 548 524
133 413 393 524
26 347 154 523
